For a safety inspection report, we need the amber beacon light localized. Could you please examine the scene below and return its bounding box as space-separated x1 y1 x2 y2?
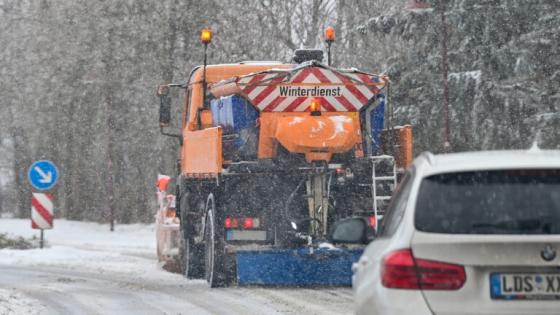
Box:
310 98 321 116
324 26 335 42
324 27 335 66
200 28 213 120
200 28 213 44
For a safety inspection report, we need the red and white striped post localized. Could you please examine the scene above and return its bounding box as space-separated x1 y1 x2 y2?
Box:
31 192 54 249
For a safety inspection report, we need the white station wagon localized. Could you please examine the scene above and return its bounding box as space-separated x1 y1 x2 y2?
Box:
353 150 560 315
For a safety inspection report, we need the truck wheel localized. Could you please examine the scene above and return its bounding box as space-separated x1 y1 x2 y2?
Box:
179 192 204 279
204 193 226 288
184 237 204 279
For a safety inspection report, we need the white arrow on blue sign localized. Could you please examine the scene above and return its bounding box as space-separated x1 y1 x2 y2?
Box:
28 160 59 190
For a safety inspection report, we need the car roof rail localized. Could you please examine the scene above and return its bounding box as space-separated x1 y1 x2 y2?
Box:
238 60 282 64
418 151 435 166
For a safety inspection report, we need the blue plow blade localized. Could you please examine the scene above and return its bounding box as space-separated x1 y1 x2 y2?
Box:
236 247 363 286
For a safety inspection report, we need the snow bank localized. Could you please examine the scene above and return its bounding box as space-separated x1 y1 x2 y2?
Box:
0 219 179 281
0 219 155 252
0 288 46 315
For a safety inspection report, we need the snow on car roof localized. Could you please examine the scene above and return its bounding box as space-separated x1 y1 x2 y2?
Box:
416 150 560 176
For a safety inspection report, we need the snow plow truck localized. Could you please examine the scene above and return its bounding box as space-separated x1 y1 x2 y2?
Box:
156 28 413 287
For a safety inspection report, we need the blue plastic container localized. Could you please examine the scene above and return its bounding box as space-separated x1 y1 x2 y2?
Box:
360 94 385 155
211 95 259 133
211 95 259 159
371 95 386 153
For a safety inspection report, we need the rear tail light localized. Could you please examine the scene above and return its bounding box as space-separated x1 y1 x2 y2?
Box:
381 249 418 289
225 217 232 229
225 216 260 229
381 249 466 290
415 258 466 290
243 217 254 229
224 217 239 229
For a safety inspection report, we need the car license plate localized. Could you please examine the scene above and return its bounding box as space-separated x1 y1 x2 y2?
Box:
490 273 560 300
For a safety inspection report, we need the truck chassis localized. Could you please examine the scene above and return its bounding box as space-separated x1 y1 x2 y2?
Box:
177 157 392 287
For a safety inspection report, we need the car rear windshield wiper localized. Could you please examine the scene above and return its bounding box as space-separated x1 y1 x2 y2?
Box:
471 218 554 233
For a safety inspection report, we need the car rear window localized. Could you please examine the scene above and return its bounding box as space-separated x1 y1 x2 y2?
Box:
415 169 560 234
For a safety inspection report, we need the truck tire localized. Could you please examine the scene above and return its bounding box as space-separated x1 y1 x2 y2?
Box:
179 191 204 279
204 193 227 288
184 237 204 279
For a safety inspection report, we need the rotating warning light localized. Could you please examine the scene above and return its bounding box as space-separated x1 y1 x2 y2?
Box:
310 98 321 112
324 26 335 42
200 28 213 44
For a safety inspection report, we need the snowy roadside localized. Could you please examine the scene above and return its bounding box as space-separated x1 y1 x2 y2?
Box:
0 219 180 282
0 219 354 314
0 288 47 315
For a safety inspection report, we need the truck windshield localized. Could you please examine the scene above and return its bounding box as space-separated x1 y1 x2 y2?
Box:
415 169 560 234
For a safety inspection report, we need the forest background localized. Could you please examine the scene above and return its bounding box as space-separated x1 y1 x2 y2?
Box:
1 0 558 223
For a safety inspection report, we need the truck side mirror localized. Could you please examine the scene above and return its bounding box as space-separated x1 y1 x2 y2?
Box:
157 85 171 127
330 217 369 244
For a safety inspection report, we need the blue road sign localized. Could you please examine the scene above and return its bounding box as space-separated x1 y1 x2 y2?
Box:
28 160 59 190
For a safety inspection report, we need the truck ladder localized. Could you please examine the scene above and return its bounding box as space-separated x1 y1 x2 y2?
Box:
370 155 397 232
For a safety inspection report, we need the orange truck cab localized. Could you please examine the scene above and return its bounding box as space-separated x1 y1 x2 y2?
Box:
156 30 412 287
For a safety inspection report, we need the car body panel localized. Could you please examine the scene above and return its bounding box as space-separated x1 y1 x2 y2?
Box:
411 231 560 315
352 150 560 315
353 236 433 315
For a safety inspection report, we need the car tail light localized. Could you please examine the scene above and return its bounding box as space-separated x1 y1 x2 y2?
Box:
415 258 466 290
381 249 419 289
381 249 465 290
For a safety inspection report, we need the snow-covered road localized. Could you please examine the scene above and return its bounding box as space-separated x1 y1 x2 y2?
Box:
0 219 353 315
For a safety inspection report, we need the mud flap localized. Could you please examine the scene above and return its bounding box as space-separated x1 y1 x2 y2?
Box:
236 247 363 286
